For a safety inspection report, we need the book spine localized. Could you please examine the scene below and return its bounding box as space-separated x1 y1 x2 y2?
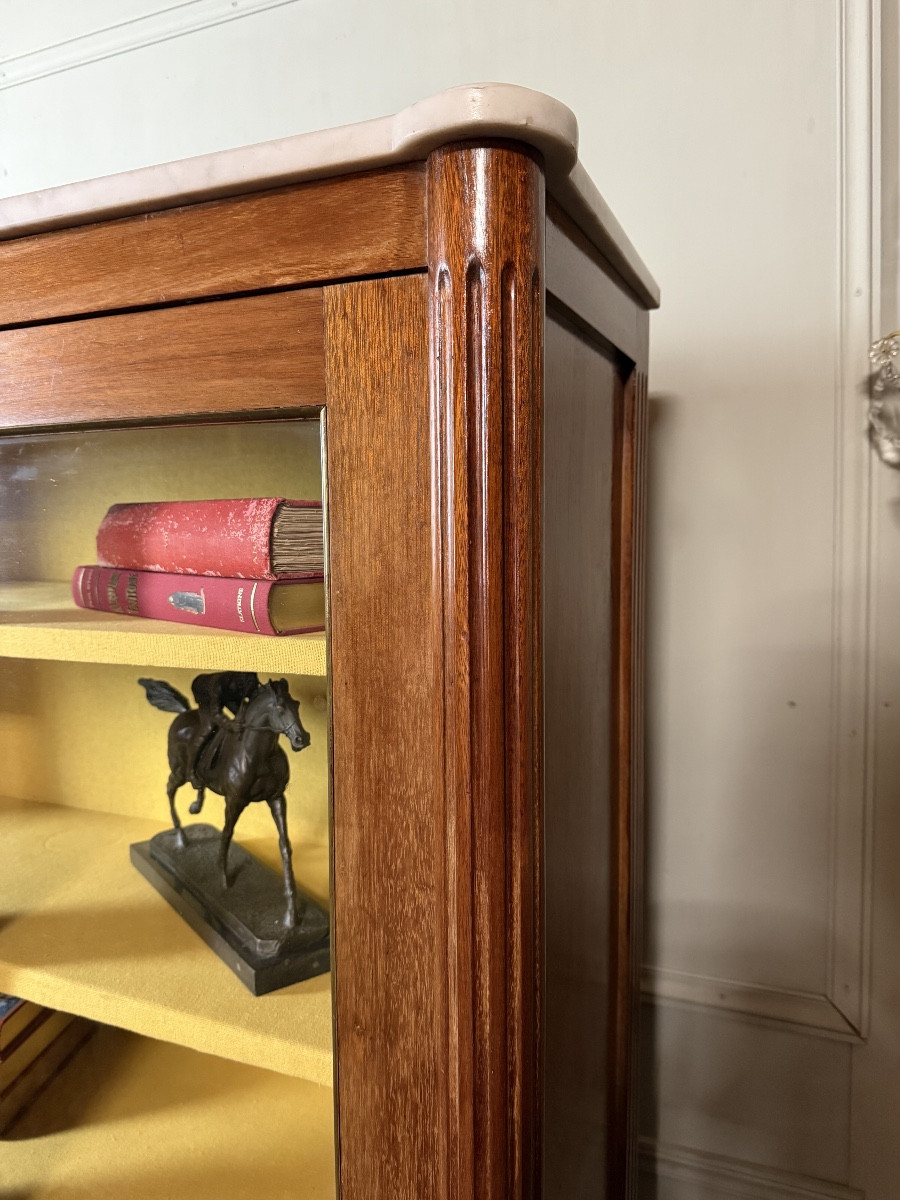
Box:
96 497 319 578
0 1010 74 1091
73 566 297 635
0 1018 94 1134
0 998 42 1039
0 1007 51 1064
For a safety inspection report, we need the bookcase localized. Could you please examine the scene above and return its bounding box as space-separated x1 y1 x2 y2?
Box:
0 86 658 1200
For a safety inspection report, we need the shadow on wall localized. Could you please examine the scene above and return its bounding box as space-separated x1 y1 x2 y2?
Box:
638 390 671 1200
635 389 876 1197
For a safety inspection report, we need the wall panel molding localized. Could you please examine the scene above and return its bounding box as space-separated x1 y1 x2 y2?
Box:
640 1141 864 1200
828 0 877 1040
0 0 300 91
642 0 877 1042
642 967 862 1041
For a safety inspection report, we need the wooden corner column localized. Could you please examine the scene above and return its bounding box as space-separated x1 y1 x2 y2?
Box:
427 142 545 1200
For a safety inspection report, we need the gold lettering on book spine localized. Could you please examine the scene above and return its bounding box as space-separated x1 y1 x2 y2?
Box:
249 581 261 632
106 571 124 614
126 573 139 615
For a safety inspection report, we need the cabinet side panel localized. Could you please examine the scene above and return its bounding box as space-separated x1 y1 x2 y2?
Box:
545 202 649 367
542 313 619 1200
325 275 447 1200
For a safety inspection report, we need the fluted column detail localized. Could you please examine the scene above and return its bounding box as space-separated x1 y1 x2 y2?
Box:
427 142 545 1200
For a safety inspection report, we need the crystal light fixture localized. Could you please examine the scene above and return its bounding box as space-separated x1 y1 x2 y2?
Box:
869 332 900 465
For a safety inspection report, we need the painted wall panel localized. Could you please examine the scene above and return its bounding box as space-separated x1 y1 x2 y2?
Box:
641 1004 853 1183
0 0 889 1195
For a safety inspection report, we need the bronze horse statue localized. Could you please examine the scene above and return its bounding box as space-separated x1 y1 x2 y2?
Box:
138 672 310 928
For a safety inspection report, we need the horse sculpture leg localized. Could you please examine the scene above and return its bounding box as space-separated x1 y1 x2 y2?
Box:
166 772 187 849
267 793 300 929
189 787 205 816
218 797 245 888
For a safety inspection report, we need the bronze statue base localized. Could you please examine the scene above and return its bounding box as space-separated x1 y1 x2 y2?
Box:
131 825 330 995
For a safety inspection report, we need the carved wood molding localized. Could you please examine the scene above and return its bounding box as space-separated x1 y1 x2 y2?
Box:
427 143 544 1200
616 365 649 1199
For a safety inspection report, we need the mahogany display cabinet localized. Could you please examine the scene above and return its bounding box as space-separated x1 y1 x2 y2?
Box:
0 85 658 1199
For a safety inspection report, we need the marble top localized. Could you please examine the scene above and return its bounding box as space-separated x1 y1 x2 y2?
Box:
0 84 658 308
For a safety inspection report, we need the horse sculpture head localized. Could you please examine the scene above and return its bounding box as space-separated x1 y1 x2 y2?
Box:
254 678 310 752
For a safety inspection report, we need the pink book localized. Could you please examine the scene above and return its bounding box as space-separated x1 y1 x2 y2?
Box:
72 565 325 637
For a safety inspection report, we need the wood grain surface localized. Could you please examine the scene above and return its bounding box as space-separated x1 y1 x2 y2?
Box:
324 275 448 1200
0 289 325 431
610 365 648 1200
0 165 425 327
428 142 544 1200
0 145 652 1200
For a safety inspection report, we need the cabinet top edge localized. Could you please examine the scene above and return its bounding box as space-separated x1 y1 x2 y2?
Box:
0 83 659 309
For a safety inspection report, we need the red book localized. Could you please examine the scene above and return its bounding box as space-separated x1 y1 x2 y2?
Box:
96 498 323 579
72 565 325 636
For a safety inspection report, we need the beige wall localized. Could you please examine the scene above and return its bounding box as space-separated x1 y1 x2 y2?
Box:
2 3 895 1196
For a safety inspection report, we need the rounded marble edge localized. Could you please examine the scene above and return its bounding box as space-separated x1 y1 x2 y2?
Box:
0 82 659 307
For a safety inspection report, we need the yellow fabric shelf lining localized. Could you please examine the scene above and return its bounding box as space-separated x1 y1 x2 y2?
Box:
0 582 328 675
5 1024 336 1200
0 796 333 1086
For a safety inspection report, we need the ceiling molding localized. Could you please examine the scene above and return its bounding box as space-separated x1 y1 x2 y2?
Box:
0 0 300 91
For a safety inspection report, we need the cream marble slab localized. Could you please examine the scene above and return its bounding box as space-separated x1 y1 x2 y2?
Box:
0 83 659 308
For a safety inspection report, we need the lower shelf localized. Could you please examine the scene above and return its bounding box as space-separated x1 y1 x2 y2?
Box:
0 796 333 1085
3 1023 336 1199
